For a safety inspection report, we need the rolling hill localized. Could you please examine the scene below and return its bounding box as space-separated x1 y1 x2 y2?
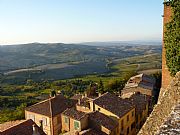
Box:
0 42 162 84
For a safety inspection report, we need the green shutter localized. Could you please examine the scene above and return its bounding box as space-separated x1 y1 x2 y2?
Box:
64 117 69 124
74 121 79 130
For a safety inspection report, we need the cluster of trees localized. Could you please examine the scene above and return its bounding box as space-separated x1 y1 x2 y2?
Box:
0 84 39 123
97 79 126 95
0 70 133 123
0 103 26 123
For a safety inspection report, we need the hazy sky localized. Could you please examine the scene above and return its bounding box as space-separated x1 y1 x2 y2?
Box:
0 0 163 45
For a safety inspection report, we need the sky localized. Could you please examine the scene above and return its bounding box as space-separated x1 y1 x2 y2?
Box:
0 0 163 45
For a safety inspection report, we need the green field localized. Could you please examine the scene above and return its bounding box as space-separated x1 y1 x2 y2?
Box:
72 53 161 85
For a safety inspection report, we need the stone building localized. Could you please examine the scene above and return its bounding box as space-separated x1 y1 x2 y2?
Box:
61 109 119 135
125 93 149 133
25 94 76 135
122 73 155 97
61 107 88 133
91 92 136 135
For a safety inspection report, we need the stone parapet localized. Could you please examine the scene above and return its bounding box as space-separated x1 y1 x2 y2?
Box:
138 72 180 135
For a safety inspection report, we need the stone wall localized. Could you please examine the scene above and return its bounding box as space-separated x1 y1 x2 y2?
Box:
138 72 180 135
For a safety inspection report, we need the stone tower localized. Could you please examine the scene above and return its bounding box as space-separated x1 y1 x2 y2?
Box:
161 0 172 89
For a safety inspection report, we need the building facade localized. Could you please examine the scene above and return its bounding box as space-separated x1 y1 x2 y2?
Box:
25 94 76 135
91 93 136 135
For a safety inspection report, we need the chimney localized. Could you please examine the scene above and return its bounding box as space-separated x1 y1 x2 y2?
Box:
78 99 81 105
39 120 43 130
32 124 40 135
84 92 87 97
50 90 56 97
57 90 61 95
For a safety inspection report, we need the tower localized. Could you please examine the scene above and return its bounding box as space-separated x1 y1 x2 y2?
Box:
161 0 172 89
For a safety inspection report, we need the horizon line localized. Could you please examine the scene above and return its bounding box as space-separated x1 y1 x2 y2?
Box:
0 39 162 46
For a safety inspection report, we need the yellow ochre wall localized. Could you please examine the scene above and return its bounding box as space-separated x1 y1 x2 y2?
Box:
93 104 136 135
61 114 88 132
119 109 136 135
25 111 62 135
136 103 149 133
25 110 51 135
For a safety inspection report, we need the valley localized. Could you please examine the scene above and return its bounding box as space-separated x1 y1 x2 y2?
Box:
0 42 162 124
0 43 161 84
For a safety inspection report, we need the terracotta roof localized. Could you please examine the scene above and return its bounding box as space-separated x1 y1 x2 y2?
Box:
93 92 135 118
79 128 107 135
122 86 152 96
0 120 26 132
0 119 46 135
25 94 76 117
129 73 155 83
139 82 154 90
62 107 86 121
125 73 155 90
89 111 118 131
126 93 148 114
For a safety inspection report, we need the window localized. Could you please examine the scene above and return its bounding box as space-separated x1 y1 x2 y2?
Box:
54 117 57 125
140 112 142 118
57 116 61 124
127 127 129 135
132 111 134 117
136 116 138 122
74 121 80 130
58 129 61 134
121 119 124 131
29 114 35 121
42 117 47 126
64 117 69 124
131 122 135 130
127 115 129 122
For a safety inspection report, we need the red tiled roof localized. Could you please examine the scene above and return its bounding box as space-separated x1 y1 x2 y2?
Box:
0 119 46 135
126 93 148 114
0 120 26 132
89 111 118 131
62 107 86 121
93 92 135 118
25 94 77 117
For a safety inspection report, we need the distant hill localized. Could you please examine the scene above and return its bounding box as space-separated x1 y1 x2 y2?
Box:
0 43 161 84
80 41 162 46
0 43 161 72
